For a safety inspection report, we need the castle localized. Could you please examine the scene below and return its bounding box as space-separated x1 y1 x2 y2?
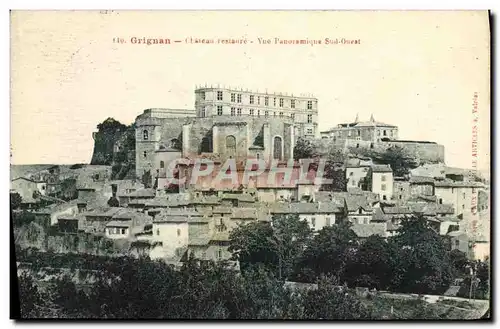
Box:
135 86 319 183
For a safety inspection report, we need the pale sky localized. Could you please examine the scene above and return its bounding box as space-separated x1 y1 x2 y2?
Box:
10 10 490 171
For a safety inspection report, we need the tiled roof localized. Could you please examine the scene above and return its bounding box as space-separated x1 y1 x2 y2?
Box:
106 220 131 228
351 223 387 238
344 195 373 212
383 206 412 215
232 208 258 219
409 176 435 184
434 179 484 188
189 195 221 205
84 207 122 218
145 197 190 208
271 202 342 214
221 193 256 202
213 206 233 214
153 215 189 223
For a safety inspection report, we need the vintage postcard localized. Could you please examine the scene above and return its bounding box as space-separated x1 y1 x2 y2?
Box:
10 10 490 320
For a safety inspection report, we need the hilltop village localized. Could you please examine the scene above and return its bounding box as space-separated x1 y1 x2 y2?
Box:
11 85 490 267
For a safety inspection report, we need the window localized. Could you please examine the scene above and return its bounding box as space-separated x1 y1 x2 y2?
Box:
439 198 443 204
201 107 206 117
237 94 242 103
250 95 255 104
200 91 205 100
370 143 374 149
160 161 165 169
307 101 313 109
472 188 476 193
237 108 242 116
291 99 295 108
121 228 126 234
273 136 283 160
381 175 386 182
257 110 261 117
307 128 313 135
231 107 235 116
143 130 149 140
455 240 460 248
177 228 181 236
256 153 260 160
311 217 316 227
377 130 381 136
273 111 276 117
399 195 402 200
383 130 387 136
463 193 466 199
381 184 386 191
462 204 465 210
307 114 313 123
358 130 361 136
279 98 284 107
291 113 295 120
143 151 147 158
217 249 223 260
257 96 260 105
226 135 236 156
383 195 387 200
279 112 284 117
265 111 269 117
217 91 223 100
265 96 269 106
326 217 331 226
249 109 254 116
156 229 160 236
217 105 223 116
359 208 363 215
349 172 354 176
273 98 277 106
356 143 360 148
231 93 236 102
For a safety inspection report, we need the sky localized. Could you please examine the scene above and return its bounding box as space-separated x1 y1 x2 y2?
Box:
10 10 490 171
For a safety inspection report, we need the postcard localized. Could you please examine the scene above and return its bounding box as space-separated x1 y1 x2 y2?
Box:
10 10 490 320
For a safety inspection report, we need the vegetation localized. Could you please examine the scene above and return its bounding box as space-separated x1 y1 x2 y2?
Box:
10 192 22 210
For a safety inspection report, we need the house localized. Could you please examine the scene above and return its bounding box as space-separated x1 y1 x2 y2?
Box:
270 202 342 231
33 200 80 226
220 193 256 207
57 216 80 234
367 164 393 201
105 219 150 240
393 177 411 203
409 175 435 197
10 177 47 208
434 180 485 216
345 157 372 190
344 194 379 225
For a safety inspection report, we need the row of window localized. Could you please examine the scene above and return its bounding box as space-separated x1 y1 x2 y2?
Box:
335 129 396 137
200 91 313 109
205 106 313 123
307 217 333 227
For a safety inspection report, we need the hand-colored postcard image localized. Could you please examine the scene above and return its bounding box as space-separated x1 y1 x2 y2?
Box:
10 10 490 320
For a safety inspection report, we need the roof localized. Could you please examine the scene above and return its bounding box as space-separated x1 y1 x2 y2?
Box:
383 206 413 215
106 220 131 228
434 180 485 188
221 193 256 202
189 195 221 205
409 176 435 184
344 195 374 212
85 207 122 218
407 202 454 215
371 164 393 173
188 235 211 246
153 215 189 223
145 196 190 208
351 223 387 238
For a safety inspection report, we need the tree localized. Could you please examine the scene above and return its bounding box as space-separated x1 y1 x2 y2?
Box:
60 178 78 201
269 214 313 280
17 272 42 318
387 215 453 294
107 196 119 207
302 275 370 319
345 235 391 289
295 221 358 283
10 192 22 210
141 170 152 189
228 221 278 274
449 249 469 278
